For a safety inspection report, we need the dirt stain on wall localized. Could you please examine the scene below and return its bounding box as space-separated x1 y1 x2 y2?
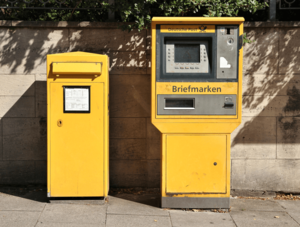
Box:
278 86 300 142
284 86 300 113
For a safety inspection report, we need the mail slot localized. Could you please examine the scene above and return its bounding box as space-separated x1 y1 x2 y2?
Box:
165 98 195 109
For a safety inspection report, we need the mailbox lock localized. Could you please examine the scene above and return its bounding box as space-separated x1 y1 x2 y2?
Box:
57 119 63 127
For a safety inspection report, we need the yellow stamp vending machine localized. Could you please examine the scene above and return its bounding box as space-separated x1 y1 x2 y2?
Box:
151 17 244 208
47 52 109 198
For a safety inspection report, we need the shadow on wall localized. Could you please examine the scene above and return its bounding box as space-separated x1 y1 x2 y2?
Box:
0 81 46 185
0 22 148 74
0 21 159 189
231 25 300 192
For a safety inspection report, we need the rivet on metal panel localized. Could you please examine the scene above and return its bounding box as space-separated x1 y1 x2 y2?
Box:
57 119 63 127
214 162 217 166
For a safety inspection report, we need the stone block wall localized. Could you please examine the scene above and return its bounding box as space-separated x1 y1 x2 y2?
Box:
232 22 300 192
0 20 299 192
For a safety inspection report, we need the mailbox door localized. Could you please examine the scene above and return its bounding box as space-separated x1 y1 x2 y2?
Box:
165 134 227 194
49 82 104 197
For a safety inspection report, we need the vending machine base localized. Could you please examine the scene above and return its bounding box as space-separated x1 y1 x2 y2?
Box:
160 133 231 209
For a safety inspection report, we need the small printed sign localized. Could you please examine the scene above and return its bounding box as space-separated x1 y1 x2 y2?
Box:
161 25 215 33
64 87 90 113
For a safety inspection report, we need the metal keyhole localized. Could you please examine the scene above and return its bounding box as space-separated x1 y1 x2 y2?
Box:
57 119 63 127
227 38 234 45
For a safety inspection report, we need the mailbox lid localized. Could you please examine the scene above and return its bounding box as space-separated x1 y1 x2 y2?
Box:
165 134 227 194
52 62 102 74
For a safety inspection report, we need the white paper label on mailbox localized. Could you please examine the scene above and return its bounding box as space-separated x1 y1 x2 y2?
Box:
64 87 89 112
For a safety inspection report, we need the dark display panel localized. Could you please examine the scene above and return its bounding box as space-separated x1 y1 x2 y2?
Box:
175 44 200 63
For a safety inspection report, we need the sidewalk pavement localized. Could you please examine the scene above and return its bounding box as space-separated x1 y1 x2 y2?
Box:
0 187 299 227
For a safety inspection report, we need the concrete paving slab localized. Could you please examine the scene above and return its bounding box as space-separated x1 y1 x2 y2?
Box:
107 196 169 216
231 189 276 198
110 193 160 207
170 210 235 227
0 211 40 227
230 211 299 227
36 222 101 227
276 200 300 224
106 214 171 227
0 193 45 211
49 198 105 205
230 199 285 211
276 200 300 211
39 204 106 225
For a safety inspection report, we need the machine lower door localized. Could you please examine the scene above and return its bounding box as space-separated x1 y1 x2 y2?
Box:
165 134 227 194
49 82 104 197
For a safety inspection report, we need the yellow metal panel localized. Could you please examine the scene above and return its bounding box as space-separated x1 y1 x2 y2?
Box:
156 82 237 95
153 17 244 23
153 122 240 134
238 23 244 127
52 62 102 74
161 134 231 198
50 82 104 197
166 135 226 194
161 25 215 33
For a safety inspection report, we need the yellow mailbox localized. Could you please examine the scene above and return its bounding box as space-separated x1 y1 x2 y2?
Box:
151 17 244 208
47 52 109 198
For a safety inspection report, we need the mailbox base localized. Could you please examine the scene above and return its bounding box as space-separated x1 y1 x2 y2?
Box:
161 197 230 209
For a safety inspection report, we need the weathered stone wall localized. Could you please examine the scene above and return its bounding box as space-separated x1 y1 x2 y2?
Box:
0 21 299 192
232 22 300 192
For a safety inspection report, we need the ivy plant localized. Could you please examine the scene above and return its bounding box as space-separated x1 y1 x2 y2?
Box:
0 0 268 43
113 0 268 43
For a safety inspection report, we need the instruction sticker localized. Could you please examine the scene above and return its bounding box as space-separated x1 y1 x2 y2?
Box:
64 86 90 113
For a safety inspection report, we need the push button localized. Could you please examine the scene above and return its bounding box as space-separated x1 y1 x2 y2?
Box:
224 97 234 109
